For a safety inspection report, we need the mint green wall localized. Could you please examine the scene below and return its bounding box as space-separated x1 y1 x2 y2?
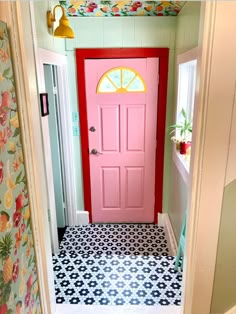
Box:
211 179 236 314
175 2 201 55
66 51 84 212
65 16 177 213
169 164 188 239
33 3 178 216
168 1 201 240
211 96 236 314
33 1 66 54
33 2 201 223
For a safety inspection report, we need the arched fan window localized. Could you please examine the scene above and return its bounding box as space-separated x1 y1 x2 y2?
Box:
97 67 146 93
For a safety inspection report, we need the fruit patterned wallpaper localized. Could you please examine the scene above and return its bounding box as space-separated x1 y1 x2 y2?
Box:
0 21 41 313
60 0 185 17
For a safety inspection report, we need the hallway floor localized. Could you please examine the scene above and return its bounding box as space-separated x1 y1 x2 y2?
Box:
53 224 182 306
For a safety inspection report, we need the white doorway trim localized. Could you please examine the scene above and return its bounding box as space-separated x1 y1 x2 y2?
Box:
36 48 77 246
2 1 235 314
0 1 54 313
182 2 236 313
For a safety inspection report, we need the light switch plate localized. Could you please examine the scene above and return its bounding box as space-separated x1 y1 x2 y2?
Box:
72 111 79 123
73 125 80 136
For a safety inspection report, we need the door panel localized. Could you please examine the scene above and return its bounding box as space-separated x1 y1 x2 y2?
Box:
126 105 145 151
102 167 120 208
100 105 120 152
126 167 144 208
85 58 159 223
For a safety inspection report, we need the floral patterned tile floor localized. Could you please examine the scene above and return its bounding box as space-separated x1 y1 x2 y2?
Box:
53 224 182 306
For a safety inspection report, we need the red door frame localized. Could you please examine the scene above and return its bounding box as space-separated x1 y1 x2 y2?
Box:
76 48 169 224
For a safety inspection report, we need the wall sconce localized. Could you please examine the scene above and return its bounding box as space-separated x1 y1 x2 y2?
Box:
47 5 75 39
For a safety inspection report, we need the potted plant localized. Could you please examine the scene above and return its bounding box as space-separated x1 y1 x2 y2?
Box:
168 108 192 154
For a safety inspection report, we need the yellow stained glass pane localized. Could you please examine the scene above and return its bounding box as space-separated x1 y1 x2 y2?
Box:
127 76 145 91
107 69 121 88
99 76 116 93
122 69 136 88
97 67 145 93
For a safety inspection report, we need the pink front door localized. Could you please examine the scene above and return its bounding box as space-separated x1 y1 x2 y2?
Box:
85 58 159 223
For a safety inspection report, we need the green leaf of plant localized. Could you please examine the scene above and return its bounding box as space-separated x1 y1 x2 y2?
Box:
168 124 182 129
2 107 10 113
181 107 187 119
13 128 20 138
27 219 30 228
1 282 11 304
15 171 22 184
0 271 5 285
3 67 11 78
28 255 33 268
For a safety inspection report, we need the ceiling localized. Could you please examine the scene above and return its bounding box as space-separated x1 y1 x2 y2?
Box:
59 1 186 17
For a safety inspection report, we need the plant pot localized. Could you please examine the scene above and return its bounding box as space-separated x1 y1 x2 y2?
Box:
175 141 180 151
180 141 191 155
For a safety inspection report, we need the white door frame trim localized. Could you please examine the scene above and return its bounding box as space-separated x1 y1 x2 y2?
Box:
0 1 54 313
1 1 234 314
36 48 77 229
182 2 236 313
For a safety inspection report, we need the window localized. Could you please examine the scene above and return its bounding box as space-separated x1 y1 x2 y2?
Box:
176 59 197 142
173 48 198 183
97 67 146 94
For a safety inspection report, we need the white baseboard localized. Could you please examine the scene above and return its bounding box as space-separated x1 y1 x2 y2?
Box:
224 306 236 314
76 210 89 225
157 212 165 227
158 213 178 255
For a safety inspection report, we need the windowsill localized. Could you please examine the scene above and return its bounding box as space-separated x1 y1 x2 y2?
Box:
173 147 190 185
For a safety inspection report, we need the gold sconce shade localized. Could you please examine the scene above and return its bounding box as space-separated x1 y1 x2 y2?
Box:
47 5 75 39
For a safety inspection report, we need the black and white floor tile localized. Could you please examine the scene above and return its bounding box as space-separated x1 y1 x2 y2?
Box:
59 224 169 257
53 224 182 306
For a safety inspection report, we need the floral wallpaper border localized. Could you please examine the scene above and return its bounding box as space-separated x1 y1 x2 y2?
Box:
59 1 186 17
0 21 41 314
